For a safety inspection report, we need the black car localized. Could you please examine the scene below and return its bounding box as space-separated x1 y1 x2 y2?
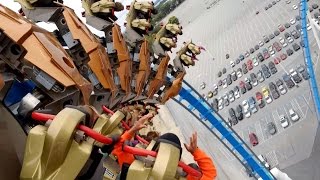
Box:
254 45 259 50
300 41 305 48
235 58 240 64
292 43 300 51
236 105 243 121
297 64 310 80
296 24 302 31
283 74 295 88
296 15 301 21
231 71 237 81
285 23 291 28
218 71 222 77
286 48 294 56
222 67 227 74
265 6 269 10
227 74 232 85
314 12 320 19
284 32 291 39
268 4 272 8
274 30 280 36
250 48 255 54
250 73 258 86
211 98 218 111
269 82 280 99
229 108 238 125
268 61 277 74
226 54 230 59
291 30 300 39
242 63 248 74
239 54 245 61
257 52 264 62
269 33 275 39
240 85 246 94
261 64 271 78
272 1 276 5
245 82 252 91
312 4 319 9
263 35 270 43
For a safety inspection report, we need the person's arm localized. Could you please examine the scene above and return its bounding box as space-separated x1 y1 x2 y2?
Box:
185 132 217 179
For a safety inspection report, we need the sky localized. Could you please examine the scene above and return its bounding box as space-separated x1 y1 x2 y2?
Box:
0 0 132 37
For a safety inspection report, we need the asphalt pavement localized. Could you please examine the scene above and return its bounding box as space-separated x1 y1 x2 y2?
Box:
164 0 320 179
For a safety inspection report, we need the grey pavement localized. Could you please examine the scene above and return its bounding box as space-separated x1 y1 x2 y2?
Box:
164 0 320 179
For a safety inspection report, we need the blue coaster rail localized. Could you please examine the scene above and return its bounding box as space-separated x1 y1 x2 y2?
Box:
176 80 275 180
300 0 320 121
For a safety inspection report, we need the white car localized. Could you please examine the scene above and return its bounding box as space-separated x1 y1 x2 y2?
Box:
278 84 287 95
223 79 228 89
258 155 270 170
237 70 242 78
244 77 250 83
229 93 235 102
290 18 296 25
307 23 312 31
230 60 235 67
280 115 289 128
292 5 298 10
251 105 258 114
288 37 294 43
265 95 273 104
270 50 275 55
244 108 251 118
289 109 300 122
259 41 264 47
234 90 241 99
200 82 206 89
213 84 218 90
242 100 250 110
253 57 259 66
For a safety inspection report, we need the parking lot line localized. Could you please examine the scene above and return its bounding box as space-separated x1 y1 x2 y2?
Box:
255 121 266 142
292 97 306 118
272 109 283 133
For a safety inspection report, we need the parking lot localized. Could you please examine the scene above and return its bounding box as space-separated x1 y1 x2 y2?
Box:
165 0 320 179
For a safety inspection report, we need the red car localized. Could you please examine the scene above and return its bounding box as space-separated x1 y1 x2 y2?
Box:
280 53 287 60
274 58 280 64
249 133 259 146
278 24 285 32
256 92 263 100
247 60 253 70
273 42 282 52
263 51 270 59
240 81 245 88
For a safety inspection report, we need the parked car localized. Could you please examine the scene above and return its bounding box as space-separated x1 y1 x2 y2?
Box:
258 154 271 170
245 81 252 91
218 98 224 110
276 79 287 95
230 60 235 67
261 64 271 78
269 82 280 100
297 64 310 80
268 61 277 74
273 42 282 52
234 86 241 99
269 33 275 40
274 30 280 36
262 48 270 59
222 67 227 74
200 82 206 89
250 73 258 87
300 40 305 48
279 37 288 47
257 70 265 83
240 81 246 94
291 30 300 39
228 90 235 102
262 87 273 104
236 105 243 121
254 44 260 50
267 122 277 135
252 57 259 67
289 109 300 122
285 23 291 28
211 98 218 111
263 35 270 43
283 73 295 88
286 48 294 56
223 78 228 89
249 133 259 146
279 115 289 128
224 94 230 106
292 43 300 51
280 53 287 60
227 74 232 85
229 108 237 125
257 52 264 62
256 91 265 108
231 71 237 81
274 57 280 64
237 68 243 78
259 41 264 47
218 71 222 77
278 24 285 32
239 54 245 61
289 68 302 83
242 63 248 74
